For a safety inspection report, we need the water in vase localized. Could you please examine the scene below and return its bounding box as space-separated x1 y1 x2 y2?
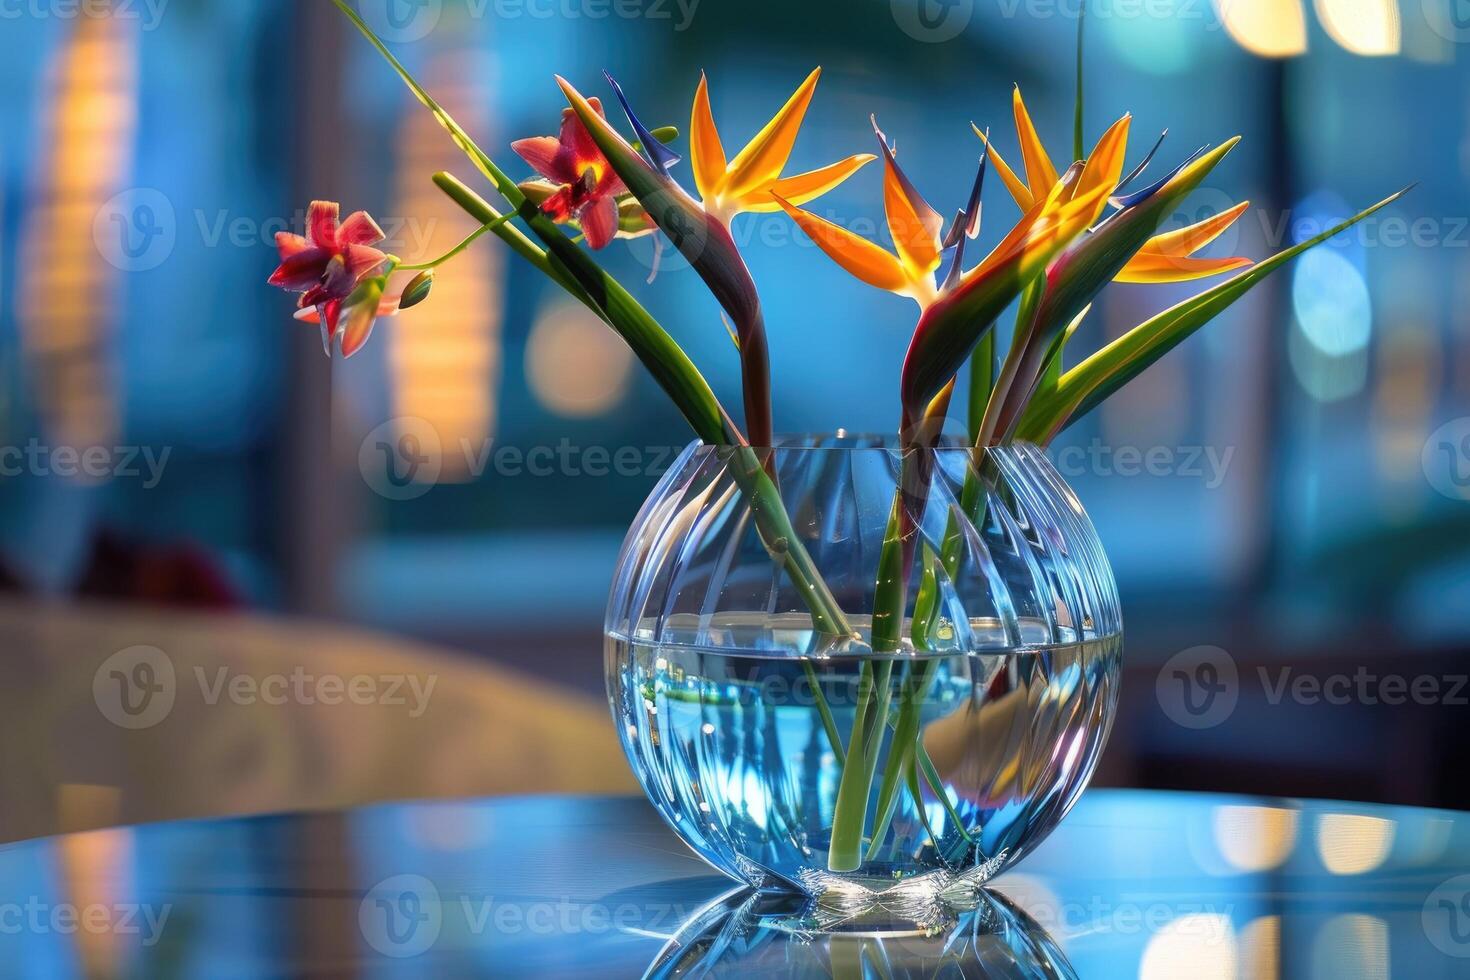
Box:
607 617 1121 897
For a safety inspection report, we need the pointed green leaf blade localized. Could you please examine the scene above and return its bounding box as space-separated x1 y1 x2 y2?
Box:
1015 186 1412 442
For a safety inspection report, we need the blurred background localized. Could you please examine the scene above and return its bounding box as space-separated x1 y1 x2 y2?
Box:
0 0 1466 838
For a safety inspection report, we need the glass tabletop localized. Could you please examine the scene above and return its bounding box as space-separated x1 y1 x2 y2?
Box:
0 789 1464 977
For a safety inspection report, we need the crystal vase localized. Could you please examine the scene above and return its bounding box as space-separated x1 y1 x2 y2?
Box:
605 435 1122 899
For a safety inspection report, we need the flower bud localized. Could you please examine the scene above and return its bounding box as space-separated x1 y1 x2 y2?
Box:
399 270 434 310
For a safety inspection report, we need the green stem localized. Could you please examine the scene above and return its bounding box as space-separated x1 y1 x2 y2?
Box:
907 757 942 851
864 542 945 861
864 662 934 861
976 278 1044 447
828 659 877 868
827 445 924 871
431 175 599 322
917 739 974 845
804 661 846 768
968 332 997 446
395 214 514 270
432 172 730 446
335 0 862 778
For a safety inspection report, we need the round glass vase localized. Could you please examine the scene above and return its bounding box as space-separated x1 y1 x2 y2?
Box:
605 435 1122 900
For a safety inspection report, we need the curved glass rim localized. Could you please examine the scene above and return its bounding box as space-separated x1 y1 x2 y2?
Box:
683 433 1043 453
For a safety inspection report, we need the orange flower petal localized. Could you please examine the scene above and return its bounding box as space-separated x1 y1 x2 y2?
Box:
1075 114 1131 217
1012 86 1059 197
776 194 909 293
1141 200 1250 257
739 154 876 212
966 196 1050 282
876 133 943 282
1114 253 1253 284
689 72 728 203
722 67 821 201
973 123 1032 211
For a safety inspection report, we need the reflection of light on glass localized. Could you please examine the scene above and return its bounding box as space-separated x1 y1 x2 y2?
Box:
1213 805 1299 871
56 819 133 977
1311 914 1389 979
1396 815 1453 865
1214 0 1308 57
1293 250 1372 356
408 802 495 851
721 769 768 830
992 873 1061 932
388 47 500 483
526 300 633 417
19 13 137 459
1316 812 1395 874
1314 0 1400 55
1239 916 1281 980
1140 914 1237 979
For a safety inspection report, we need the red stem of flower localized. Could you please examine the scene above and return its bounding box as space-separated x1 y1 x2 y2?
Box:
739 316 773 450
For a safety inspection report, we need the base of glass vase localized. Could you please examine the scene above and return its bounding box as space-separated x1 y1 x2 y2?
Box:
742 863 1011 937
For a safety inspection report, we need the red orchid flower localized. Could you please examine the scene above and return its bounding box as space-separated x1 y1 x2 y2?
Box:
293 285 399 359
269 201 390 354
512 97 626 249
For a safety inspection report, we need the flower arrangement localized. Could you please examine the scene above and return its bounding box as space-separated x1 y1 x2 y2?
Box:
271 1 1405 877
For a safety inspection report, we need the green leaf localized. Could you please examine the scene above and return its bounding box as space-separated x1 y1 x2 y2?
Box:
901 206 1087 415
967 331 996 444
434 173 730 445
988 138 1238 440
559 74 772 445
1035 138 1239 352
1015 186 1413 442
1034 303 1089 403
332 0 518 202
558 76 760 333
